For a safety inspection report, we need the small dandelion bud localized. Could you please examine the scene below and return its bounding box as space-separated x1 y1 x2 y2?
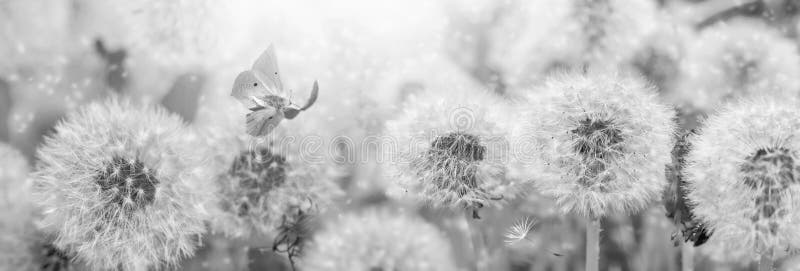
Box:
385 88 524 213
686 97 800 260
512 71 675 219
32 97 212 271
301 208 458 271
672 19 800 113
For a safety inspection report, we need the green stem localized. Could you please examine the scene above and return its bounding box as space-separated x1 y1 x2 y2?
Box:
586 218 600 271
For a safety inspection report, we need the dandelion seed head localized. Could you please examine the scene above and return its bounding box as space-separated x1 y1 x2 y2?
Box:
492 0 659 87
1 147 81 271
96 156 158 208
630 18 693 95
385 88 524 210
673 19 800 113
687 97 800 253
513 71 675 218
32 97 212 271
301 208 457 271
197 96 342 238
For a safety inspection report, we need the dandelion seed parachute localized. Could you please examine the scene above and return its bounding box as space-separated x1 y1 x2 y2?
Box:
301 208 458 271
385 87 525 211
33 98 212 271
512 71 675 218
504 217 537 246
672 19 800 113
196 97 341 239
686 97 800 256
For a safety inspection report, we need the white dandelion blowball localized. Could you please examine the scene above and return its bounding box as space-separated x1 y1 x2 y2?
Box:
33 97 212 271
686 97 800 254
513 71 675 218
301 208 458 271
0 183 80 271
673 19 800 112
198 97 342 239
491 0 659 87
385 88 523 212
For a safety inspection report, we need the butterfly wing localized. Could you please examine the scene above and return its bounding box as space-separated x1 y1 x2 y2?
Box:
284 81 319 120
299 81 319 111
246 106 285 137
231 70 274 109
251 44 285 94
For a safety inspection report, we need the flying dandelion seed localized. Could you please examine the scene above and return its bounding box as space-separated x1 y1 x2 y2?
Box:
504 217 537 246
686 97 800 264
301 208 458 271
32 97 212 271
385 87 525 215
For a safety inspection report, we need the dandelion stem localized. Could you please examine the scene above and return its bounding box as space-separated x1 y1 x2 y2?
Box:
585 217 600 271
681 243 694 271
464 208 487 271
758 247 774 271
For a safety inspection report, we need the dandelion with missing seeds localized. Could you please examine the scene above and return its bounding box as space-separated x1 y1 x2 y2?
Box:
385 86 526 270
32 98 212 271
385 87 523 215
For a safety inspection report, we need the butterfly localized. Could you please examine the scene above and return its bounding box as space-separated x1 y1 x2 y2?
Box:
231 45 319 137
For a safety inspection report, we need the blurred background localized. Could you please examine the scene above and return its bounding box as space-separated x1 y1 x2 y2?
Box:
3 0 800 270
